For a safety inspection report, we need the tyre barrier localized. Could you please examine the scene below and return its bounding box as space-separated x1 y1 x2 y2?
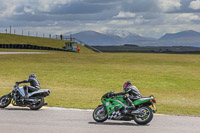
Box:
0 44 71 52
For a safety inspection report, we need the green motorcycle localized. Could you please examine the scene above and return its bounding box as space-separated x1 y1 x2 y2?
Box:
93 91 157 125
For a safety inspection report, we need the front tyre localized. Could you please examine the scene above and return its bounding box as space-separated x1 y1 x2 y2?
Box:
93 105 108 122
133 106 153 125
29 97 44 110
0 95 12 108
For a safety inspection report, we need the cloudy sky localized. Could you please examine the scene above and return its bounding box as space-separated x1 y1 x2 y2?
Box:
0 0 200 38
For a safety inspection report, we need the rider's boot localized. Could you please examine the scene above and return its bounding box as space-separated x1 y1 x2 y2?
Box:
127 106 136 110
24 90 29 99
126 98 136 110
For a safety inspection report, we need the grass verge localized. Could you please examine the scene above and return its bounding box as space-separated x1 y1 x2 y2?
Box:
0 51 199 116
0 33 93 53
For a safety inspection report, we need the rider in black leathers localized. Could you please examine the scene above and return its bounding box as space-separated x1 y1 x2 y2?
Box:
16 73 40 99
111 81 142 110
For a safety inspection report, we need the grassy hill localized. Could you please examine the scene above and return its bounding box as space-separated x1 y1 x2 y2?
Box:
0 52 199 116
0 33 199 116
0 33 93 53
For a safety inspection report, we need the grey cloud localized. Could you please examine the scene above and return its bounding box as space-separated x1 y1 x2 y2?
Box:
121 0 159 13
166 0 200 13
11 8 117 22
0 6 6 13
140 12 162 20
1 0 200 38
11 0 160 22
10 13 48 22
49 2 111 14
192 19 200 24
10 0 119 22
0 20 45 28
84 0 121 4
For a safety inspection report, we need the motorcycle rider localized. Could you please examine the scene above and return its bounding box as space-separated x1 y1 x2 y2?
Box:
16 73 40 99
111 81 142 110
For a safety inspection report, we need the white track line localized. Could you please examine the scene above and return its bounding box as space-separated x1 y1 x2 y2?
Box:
9 105 165 115
45 107 93 112
44 107 165 116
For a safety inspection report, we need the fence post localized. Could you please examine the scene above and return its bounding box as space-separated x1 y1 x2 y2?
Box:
10 25 11 34
70 34 72 41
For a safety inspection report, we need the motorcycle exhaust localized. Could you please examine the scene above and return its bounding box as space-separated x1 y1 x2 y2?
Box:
43 103 48 106
130 109 141 115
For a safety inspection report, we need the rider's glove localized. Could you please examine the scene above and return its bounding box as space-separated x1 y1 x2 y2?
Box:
16 82 19 84
109 92 115 97
106 93 112 98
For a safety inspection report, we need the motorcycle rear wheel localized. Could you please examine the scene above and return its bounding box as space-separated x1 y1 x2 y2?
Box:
29 97 44 110
0 95 12 108
93 105 108 122
133 106 153 125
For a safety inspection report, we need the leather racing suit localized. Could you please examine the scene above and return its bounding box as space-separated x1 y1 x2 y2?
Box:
113 86 142 109
17 78 40 98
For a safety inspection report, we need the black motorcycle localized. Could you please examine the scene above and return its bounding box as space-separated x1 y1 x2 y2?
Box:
0 84 50 110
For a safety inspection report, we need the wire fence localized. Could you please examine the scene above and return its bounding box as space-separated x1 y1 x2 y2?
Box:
2 25 72 41
1 26 106 52
1 25 91 47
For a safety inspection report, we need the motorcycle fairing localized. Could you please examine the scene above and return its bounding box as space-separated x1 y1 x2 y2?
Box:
18 87 25 97
28 89 50 97
133 97 153 106
101 96 129 115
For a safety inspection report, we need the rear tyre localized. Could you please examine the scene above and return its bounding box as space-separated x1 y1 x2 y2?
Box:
29 97 44 110
93 105 108 122
0 95 12 108
133 106 153 125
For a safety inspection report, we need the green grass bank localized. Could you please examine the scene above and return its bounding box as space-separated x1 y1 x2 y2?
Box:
0 33 92 53
0 51 199 116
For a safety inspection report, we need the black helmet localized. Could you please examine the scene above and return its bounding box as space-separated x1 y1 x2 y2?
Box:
123 81 132 90
29 73 36 79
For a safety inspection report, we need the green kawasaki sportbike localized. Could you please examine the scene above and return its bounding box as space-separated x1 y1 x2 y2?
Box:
93 91 157 125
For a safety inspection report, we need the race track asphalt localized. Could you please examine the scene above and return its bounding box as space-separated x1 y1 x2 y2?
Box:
0 106 199 133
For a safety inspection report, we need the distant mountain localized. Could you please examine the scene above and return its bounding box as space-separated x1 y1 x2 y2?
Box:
159 30 200 40
72 31 123 46
124 33 156 42
63 30 200 47
71 30 156 46
125 30 200 47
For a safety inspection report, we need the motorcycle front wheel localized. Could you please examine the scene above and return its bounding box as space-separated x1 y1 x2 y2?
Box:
29 97 44 110
0 95 12 108
133 106 153 125
93 105 108 122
